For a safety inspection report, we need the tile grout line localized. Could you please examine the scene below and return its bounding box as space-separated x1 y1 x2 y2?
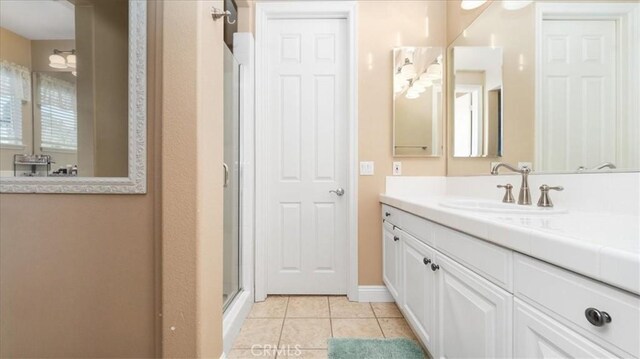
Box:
328 296 334 339
275 296 289 358
371 302 387 338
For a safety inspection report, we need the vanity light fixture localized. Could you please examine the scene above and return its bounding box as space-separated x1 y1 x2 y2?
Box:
48 49 77 70
460 0 487 10
400 58 417 78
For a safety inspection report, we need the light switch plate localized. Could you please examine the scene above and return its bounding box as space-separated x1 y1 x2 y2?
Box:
360 161 374 176
393 162 402 176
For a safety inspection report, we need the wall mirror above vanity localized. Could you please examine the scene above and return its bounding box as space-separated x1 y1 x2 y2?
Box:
393 47 443 157
447 1 639 175
0 0 146 193
452 46 503 158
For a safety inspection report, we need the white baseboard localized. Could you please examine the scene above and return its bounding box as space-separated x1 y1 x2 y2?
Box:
357 285 394 302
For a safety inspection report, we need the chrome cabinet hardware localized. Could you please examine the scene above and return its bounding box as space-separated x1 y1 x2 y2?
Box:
584 307 612 327
423 258 431 265
329 187 345 196
431 263 440 271
537 184 564 208
393 236 400 242
491 162 532 205
497 184 515 203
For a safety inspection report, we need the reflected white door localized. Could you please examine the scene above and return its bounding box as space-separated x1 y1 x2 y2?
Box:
540 20 616 171
265 18 348 294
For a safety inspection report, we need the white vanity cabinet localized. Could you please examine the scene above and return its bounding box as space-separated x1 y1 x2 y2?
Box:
380 203 639 359
435 253 513 358
382 221 401 300
400 230 437 349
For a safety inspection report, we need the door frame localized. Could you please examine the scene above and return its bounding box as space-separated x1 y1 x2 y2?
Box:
254 1 359 301
534 2 639 170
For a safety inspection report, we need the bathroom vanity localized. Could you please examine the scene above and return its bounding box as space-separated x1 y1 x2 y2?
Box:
380 192 639 358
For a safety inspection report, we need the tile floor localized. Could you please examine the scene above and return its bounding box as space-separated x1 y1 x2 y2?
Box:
228 296 420 359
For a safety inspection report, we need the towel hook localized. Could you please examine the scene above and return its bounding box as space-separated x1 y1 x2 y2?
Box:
211 7 236 25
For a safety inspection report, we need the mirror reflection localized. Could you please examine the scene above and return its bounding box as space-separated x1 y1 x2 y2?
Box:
393 47 443 157
448 0 639 174
453 46 503 157
0 0 129 177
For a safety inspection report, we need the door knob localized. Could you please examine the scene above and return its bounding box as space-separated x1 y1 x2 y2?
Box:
329 188 345 196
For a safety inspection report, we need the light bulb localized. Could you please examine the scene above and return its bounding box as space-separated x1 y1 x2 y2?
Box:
49 54 67 69
401 64 417 78
66 54 76 69
460 0 487 10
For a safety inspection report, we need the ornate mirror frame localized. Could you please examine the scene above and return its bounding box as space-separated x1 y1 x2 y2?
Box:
0 0 147 194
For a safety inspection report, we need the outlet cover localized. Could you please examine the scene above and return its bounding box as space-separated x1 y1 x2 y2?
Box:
393 162 402 176
360 161 374 176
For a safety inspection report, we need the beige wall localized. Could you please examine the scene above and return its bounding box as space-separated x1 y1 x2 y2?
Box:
0 2 161 357
446 0 494 45
161 0 224 357
447 2 535 175
0 28 33 174
358 1 447 285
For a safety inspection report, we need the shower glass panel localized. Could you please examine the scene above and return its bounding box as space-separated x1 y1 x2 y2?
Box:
223 45 241 311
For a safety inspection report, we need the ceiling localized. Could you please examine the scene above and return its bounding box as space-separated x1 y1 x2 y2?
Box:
0 0 75 40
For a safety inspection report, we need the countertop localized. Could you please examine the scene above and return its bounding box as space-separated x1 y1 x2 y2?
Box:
380 193 640 296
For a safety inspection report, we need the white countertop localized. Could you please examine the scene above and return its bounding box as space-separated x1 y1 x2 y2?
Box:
380 193 640 296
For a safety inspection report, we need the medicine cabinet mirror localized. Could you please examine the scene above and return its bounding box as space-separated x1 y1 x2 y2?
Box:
393 47 443 157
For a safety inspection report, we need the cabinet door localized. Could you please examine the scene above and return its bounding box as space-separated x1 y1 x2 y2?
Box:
435 253 513 358
514 299 618 359
382 222 400 300
401 231 436 351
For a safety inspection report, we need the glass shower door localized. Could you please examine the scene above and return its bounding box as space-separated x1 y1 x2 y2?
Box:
223 45 241 311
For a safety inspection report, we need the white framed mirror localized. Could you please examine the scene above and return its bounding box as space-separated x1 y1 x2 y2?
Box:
0 0 146 193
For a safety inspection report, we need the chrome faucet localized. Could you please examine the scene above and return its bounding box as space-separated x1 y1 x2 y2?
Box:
491 162 532 205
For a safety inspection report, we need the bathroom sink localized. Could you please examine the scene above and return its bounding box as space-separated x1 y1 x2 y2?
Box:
440 199 568 215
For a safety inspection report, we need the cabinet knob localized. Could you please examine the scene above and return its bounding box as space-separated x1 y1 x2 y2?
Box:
385 212 391 217
431 263 440 272
584 307 612 327
423 258 431 265
393 236 400 242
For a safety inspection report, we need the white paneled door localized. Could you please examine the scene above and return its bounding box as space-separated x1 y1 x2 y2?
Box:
540 20 617 171
265 18 348 294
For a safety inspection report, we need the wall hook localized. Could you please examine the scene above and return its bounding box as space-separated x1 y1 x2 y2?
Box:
211 7 236 25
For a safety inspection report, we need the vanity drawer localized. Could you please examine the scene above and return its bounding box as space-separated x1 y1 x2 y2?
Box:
401 212 435 246
381 204 403 227
433 224 513 292
514 253 640 358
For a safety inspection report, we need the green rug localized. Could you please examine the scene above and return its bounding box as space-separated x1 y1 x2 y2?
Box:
328 338 425 359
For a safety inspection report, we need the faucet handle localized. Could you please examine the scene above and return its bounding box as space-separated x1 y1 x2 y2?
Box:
537 185 564 208
497 184 515 203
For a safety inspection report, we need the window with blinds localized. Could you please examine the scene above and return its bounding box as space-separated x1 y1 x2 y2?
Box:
38 74 77 151
0 61 30 146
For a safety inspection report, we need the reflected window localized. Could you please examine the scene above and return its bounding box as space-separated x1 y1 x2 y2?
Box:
38 74 77 151
0 61 30 146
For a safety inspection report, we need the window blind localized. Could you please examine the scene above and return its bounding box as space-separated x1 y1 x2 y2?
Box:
0 61 30 146
39 74 77 151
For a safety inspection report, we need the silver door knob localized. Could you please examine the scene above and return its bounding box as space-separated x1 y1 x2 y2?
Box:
329 188 345 196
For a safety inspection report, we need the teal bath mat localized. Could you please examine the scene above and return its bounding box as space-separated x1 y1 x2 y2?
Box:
328 338 425 359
